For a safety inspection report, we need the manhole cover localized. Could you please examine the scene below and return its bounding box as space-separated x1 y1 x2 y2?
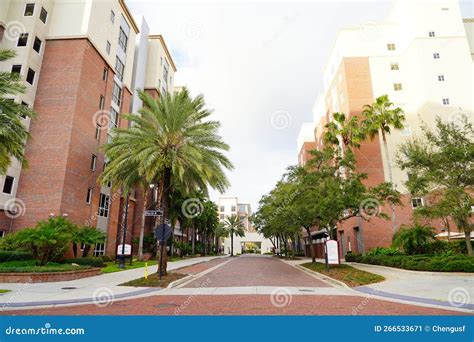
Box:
61 287 77 290
155 303 179 308
298 289 315 292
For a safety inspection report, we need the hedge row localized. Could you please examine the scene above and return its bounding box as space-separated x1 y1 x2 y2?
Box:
63 257 105 268
0 251 34 262
345 253 474 272
0 264 91 273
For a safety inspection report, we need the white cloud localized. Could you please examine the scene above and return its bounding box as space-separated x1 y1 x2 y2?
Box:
127 0 473 209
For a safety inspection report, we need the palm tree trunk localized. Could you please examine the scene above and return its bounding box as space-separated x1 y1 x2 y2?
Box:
137 194 148 261
158 168 171 276
191 224 195 255
381 131 396 232
230 231 234 256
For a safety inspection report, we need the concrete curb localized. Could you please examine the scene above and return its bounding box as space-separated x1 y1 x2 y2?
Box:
294 264 351 289
167 274 194 288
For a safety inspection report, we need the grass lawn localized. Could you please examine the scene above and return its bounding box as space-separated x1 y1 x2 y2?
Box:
101 260 157 273
0 289 11 293
302 262 385 287
120 272 186 287
0 260 91 273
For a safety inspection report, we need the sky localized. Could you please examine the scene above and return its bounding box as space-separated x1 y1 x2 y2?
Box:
127 0 474 210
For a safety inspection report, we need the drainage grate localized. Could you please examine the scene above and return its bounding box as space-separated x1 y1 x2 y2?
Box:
298 289 315 292
155 303 179 308
61 287 78 290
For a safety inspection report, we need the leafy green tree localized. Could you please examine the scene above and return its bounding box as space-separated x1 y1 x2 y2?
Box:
0 49 35 174
361 95 405 231
103 89 232 274
223 215 245 257
397 115 474 255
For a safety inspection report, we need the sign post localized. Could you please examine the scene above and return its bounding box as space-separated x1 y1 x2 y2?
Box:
154 223 172 280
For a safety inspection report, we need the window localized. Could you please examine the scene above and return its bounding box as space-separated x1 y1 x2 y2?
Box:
17 33 28 47
109 108 119 129
102 67 108 81
24 4 35 16
438 75 445 81
11 65 21 74
32 36 42 53
86 188 93 204
2 176 14 194
39 7 48 24
90 154 97 171
110 10 115 23
20 101 29 118
99 95 105 110
442 98 450 105
93 243 106 256
112 82 121 105
433 52 440 59
220 214 224 220
411 198 424 209
95 124 101 139
0 231 5 238
429 31 435 37
390 62 399 70
106 41 111 55
220 206 224 212
26 68 35 85
98 193 110 217
387 43 396 51
402 126 412 137
115 57 125 81
231 205 236 212
118 27 128 52
393 83 403 91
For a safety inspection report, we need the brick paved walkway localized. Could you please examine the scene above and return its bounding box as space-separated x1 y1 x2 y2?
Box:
182 255 330 288
4 295 465 315
174 257 228 275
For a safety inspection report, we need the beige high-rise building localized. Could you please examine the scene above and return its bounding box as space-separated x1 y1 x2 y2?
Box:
297 0 473 257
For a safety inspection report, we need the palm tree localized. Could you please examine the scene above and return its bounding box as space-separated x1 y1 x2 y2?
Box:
362 95 405 231
0 49 35 174
324 112 364 151
223 215 245 257
103 88 232 275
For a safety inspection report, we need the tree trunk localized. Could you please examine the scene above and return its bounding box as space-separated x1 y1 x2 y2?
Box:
230 231 234 256
191 225 195 255
82 245 91 258
137 194 148 261
381 131 396 232
305 227 316 263
157 168 171 276
465 231 473 256
72 242 77 258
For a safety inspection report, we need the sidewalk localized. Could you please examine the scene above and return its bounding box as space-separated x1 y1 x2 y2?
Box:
0 256 225 310
347 262 474 309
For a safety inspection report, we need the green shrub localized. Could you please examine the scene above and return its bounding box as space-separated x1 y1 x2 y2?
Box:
392 224 435 255
0 264 91 273
349 254 474 272
0 251 33 262
100 255 113 262
366 247 402 257
64 257 105 267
